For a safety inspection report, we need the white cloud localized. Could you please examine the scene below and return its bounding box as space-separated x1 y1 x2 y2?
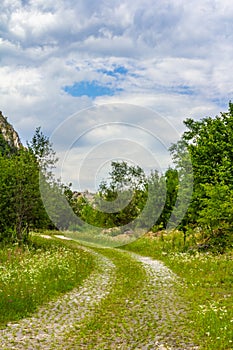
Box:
0 0 233 189
9 9 56 39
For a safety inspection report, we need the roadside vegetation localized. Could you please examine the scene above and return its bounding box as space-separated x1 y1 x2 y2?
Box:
64 248 147 349
0 235 95 328
1 104 233 252
69 102 233 254
123 231 233 350
62 247 196 349
0 104 233 348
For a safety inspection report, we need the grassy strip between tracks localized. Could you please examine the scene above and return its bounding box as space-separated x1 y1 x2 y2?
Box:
0 235 96 328
62 247 195 350
62 248 149 349
122 234 233 350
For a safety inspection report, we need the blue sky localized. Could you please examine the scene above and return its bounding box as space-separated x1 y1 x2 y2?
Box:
63 65 128 97
64 80 124 98
0 0 233 189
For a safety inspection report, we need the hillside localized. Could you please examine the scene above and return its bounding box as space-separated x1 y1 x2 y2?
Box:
0 111 22 153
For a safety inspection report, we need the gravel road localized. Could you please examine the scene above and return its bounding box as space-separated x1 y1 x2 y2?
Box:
0 247 199 350
0 250 116 350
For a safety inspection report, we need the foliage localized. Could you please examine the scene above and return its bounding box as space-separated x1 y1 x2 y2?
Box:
27 126 57 175
97 161 148 227
63 247 149 348
197 183 233 252
0 128 57 244
0 131 15 155
72 162 179 232
0 235 95 327
2 103 233 250
170 102 233 250
123 234 233 350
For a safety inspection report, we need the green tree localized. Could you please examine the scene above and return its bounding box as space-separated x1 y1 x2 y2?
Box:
0 154 15 239
0 132 12 155
80 162 179 232
156 168 179 229
27 126 57 177
0 127 58 244
97 161 147 228
170 102 233 249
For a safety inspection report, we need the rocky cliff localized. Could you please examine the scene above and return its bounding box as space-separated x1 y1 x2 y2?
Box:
0 111 22 150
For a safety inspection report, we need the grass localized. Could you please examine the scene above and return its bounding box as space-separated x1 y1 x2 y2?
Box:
122 231 233 350
1 229 232 348
64 248 148 349
64 246 197 349
59 229 139 248
0 235 95 328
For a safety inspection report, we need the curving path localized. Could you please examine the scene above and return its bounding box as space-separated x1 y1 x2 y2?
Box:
0 249 116 350
128 254 199 350
0 244 199 350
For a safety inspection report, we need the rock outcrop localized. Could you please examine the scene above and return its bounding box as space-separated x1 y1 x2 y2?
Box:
0 111 22 150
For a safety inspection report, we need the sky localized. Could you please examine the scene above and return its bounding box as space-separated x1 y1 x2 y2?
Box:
1 0 233 191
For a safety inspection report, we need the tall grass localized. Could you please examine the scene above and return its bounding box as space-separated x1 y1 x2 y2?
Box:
0 236 95 328
123 231 233 350
58 229 138 248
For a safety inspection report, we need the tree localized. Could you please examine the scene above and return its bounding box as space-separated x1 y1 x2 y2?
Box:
182 115 233 186
0 132 12 155
78 162 180 232
0 154 15 239
97 161 147 228
13 149 41 241
27 126 57 177
0 128 58 244
157 168 179 229
170 102 233 249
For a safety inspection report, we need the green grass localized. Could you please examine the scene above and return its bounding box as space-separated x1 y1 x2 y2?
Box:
64 248 148 349
0 235 95 328
64 246 197 349
1 230 232 348
123 232 233 350
59 229 138 248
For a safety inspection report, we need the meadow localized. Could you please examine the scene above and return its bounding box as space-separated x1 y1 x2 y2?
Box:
123 230 233 350
0 235 95 328
0 230 232 349
64 228 140 247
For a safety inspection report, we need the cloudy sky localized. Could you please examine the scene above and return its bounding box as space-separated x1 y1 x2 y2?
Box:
1 0 233 190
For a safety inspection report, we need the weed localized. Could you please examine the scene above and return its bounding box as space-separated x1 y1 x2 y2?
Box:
0 235 95 327
123 233 233 349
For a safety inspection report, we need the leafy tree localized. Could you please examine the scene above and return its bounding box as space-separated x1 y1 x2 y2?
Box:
170 102 233 249
12 149 42 242
0 132 12 155
2 149 53 243
0 154 15 238
0 127 57 244
97 161 147 228
197 183 233 250
27 126 57 177
156 168 179 229
74 162 180 232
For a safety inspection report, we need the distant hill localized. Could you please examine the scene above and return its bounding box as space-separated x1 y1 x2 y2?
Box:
0 111 22 154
